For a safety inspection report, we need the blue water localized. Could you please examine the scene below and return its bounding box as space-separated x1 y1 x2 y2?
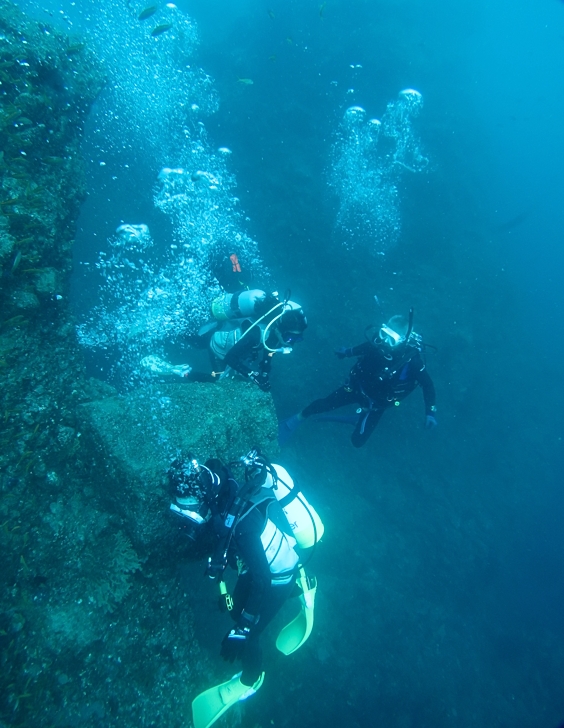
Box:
10 0 564 725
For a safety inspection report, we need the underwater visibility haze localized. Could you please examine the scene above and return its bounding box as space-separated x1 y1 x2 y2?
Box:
1 0 563 726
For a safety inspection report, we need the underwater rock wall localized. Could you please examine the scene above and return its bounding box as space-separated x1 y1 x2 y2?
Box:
0 0 102 281
0 2 111 724
0 4 282 725
0 0 103 481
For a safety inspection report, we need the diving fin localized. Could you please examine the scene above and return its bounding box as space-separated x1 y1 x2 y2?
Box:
192 672 264 728
278 413 303 446
276 568 317 656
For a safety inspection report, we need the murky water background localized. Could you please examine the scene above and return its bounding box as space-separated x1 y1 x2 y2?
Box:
4 0 564 725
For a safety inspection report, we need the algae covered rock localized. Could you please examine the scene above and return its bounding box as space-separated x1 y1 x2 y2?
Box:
0 4 213 724
79 380 279 549
0 0 104 284
29 266 62 295
9 287 40 310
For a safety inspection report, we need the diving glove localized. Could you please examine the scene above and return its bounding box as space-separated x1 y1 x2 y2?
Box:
425 407 438 429
140 355 191 377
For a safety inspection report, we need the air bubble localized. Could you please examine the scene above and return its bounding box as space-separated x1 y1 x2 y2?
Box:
329 90 428 253
77 2 269 387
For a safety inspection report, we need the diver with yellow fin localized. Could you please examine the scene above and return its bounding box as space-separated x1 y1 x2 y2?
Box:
168 450 324 728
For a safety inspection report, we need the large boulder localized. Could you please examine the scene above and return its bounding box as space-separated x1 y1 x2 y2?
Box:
79 379 279 551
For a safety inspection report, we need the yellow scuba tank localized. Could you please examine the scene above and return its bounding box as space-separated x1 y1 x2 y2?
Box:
211 292 234 321
267 464 324 549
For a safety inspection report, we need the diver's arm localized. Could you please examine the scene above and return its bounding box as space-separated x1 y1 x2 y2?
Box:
346 342 373 357
234 515 272 620
223 325 261 376
415 362 436 413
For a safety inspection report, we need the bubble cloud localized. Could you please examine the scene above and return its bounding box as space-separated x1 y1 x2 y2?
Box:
329 89 428 253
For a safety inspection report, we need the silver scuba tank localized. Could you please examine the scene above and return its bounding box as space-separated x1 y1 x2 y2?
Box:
266 464 324 550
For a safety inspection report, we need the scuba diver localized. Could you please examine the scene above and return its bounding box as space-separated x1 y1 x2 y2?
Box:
280 310 437 448
168 450 323 728
140 289 307 392
200 289 307 392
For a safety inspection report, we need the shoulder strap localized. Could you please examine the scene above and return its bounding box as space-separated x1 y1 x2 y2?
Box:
265 499 295 538
236 488 274 527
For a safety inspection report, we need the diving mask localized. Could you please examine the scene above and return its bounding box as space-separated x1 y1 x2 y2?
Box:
379 324 406 348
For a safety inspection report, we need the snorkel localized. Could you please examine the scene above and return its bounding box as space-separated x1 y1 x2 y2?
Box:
405 307 414 343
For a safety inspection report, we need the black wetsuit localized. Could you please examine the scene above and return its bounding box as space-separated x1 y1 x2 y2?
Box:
224 499 297 685
302 342 436 447
222 322 273 379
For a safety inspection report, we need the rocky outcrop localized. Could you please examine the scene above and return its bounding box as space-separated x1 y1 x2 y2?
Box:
1 4 280 725
79 379 279 552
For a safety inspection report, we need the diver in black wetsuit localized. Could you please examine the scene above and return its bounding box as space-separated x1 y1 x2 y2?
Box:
140 290 307 389
281 312 437 448
169 453 322 728
170 455 298 682
207 292 307 392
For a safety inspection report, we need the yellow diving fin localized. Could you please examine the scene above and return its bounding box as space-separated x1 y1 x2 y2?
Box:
192 672 264 728
276 568 317 656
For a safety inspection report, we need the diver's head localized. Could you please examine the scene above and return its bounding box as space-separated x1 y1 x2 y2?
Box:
378 315 409 350
201 458 233 513
240 449 270 488
278 303 307 345
169 456 230 534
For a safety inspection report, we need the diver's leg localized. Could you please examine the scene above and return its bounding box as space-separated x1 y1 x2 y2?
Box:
280 388 358 445
240 580 294 686
351 408 384 448
231 571 252 623
301 387 358 418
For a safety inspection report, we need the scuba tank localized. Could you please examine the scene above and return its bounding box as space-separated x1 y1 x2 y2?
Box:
213 465 300 585
211 289 268 321
210 293 233 321
265 464 324 549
